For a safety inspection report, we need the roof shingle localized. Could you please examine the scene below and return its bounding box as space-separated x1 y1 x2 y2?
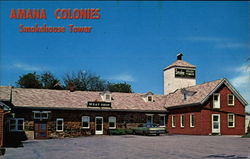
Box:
164 60 196 70
164 79 224 108
10 88 167 111
0 79 231 111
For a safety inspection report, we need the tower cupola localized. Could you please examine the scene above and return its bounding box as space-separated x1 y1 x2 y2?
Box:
163 53 196 95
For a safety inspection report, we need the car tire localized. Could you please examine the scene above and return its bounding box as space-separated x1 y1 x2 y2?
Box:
156 133 160 136
143 131 146 136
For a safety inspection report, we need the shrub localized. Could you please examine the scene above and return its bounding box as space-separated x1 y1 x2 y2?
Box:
109 129 133 135
242 133 250 138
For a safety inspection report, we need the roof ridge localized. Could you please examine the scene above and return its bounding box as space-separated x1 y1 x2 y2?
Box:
11 87 164 96
183 78 224 89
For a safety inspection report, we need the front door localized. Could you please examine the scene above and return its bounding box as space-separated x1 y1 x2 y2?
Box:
212 114 220 134
95 117 103 135
34 122 48 139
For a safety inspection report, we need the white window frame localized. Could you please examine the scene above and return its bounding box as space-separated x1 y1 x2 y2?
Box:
108 116 116 129
33 111 50 120
228 114 235 128
190 113 195 128
105 94 111 101
9 118 24 132
146 114 154 124
227 94 235 106
172 115 176 128
56 118 64 132
159 114 166 127
81 116 90 129
147 95 153 102
213 93 221 109
180 114 185 128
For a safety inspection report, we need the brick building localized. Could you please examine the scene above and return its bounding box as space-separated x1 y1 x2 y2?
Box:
0 54 248 147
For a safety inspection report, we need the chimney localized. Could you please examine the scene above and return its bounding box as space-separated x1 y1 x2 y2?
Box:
177 53 183 60
68 82 76 92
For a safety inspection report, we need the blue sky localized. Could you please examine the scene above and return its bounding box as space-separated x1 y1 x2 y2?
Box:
0 1 249 111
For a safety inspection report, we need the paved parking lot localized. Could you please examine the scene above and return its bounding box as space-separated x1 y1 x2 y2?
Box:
1 135 250 159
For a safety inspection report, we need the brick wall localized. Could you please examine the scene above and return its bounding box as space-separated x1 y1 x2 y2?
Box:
9 108 167 139
167 84 246 135
167 106 203 135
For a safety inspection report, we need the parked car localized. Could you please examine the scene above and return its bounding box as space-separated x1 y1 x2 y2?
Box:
132 123 166 136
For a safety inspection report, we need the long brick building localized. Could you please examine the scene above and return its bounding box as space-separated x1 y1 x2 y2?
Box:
0 54 248 147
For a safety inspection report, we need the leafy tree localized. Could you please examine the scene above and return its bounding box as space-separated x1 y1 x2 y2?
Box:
63 70 108 91
41 72 60 89
16 72 42 88
108 82 132 93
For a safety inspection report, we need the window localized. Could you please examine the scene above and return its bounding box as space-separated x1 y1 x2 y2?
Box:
213 93 220 109
82 116 90 129
159 115 166 127
227 94 235 106
56 118 64 132
108 116 116 129
180 115 185 128
190 114 195 127
33 111 49 120
147 96 153 102
228 114 235 128
146 114 153 124
105 94 111 101
172 115 176 127
9 118 24 131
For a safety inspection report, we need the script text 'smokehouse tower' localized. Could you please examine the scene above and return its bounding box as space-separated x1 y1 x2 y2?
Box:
163 53 196 95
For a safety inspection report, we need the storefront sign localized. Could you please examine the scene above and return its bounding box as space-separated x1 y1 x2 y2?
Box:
175 68 195 78
87 102 111 107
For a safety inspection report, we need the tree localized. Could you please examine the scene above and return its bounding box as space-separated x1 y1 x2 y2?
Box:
41 72 60 89
108 82 132 93
63 70 108 91
16 72 42 88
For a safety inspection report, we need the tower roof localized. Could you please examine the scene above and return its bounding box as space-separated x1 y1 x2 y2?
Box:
164 60 196 71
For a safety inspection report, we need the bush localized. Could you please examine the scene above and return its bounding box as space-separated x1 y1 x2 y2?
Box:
109 129 133 135
242 133 250 138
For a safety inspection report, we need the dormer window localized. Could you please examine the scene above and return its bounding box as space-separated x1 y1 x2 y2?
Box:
100 91 112 102
105 94 111 101
141 92 154 102
147 96 153 102
181 89 196 101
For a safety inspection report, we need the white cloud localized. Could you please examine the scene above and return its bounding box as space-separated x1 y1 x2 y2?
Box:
185 36 228 42
230 63 250 112
13 63 45 71
107 73 135 82
184 36 249 50
216 43 250 49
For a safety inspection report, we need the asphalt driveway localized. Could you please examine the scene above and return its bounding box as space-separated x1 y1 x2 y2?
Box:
1 135 250 159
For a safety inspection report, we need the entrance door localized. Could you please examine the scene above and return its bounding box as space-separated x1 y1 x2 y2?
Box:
34 122 47 139
95 117 103 135
212 114 220 134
